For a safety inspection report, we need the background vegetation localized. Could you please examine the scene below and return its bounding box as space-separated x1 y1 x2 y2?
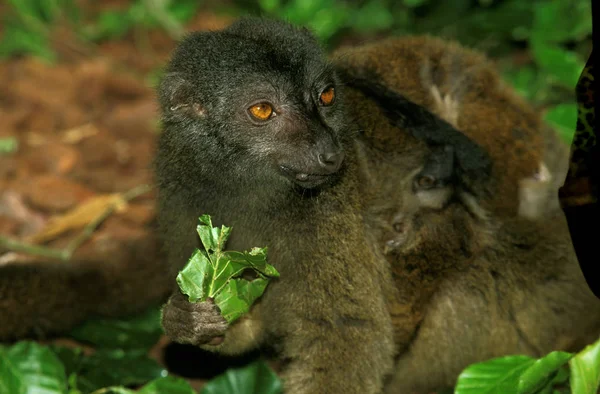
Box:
0 0 592 142
0 0 594 393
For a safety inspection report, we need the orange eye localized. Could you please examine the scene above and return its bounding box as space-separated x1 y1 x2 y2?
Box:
248 103 274 121
319 86 335 106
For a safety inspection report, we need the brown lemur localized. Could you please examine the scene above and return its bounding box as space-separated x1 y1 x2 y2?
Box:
156 17 397 394
159 29 600 394
334 37 600 392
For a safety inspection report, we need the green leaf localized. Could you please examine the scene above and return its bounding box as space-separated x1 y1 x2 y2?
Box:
403 0 428 7
90 11 133 40
201 360 282 394
307 3 351 42
258 0 281 13
91 376 196 394
197 214 232 254
68 307 163 350
455 355 535 394
532 0 592 43
503 66 539 101
138 376 197 394
48 346 85 379
531 40 585 89
75 349 166 393
518 351 573 394
214 275 271 323
351 0 394 33
0 24 55 62
176 249 216 303
569 336 600 394
168 0 201 23
0 341 68 394
544 103 578 144
177 215 279 324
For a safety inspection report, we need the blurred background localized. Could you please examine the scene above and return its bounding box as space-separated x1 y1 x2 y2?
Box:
0 0 592 146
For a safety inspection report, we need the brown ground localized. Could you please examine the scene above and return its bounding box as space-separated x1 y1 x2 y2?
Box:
0 4 244 391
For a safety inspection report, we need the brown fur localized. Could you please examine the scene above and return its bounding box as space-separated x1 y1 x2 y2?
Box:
334 37 600 393
0 232 171 340
334 36 546 217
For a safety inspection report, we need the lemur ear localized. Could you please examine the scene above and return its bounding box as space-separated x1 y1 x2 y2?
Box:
158 72 205 118
341 73 492 199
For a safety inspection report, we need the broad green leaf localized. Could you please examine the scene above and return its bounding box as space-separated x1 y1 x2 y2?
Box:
569 336 600 394
517 351 573 394
214 276 271 323
351 0 394 33
531 40 585 89
86 11 132 41
68 307 163 350
177 215 279 324
138 376 197 394
0 24 55 62
197 214 232 253
455 355 535 394
532 0 592 43
0 341 68 394
503 66 539 101
48 346 84 379
201 360 282 394
75 349 166 393
87 376 196 394
403 0 428 8
177 249 216 302
544 103 578 144
259 0 281 13
168 0 201 23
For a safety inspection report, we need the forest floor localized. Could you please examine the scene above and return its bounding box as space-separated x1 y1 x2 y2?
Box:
0 5 249 391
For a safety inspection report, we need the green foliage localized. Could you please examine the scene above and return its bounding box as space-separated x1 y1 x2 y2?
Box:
53 347 166 393
0 0 200 61
81 0 200 42
68 308 163 350
544 104 579 145
455 336 600 394
201 360 282 394
177 215 280 323
0 338 282 394
92 376 196 394
0 341 68 394
569 339 600 394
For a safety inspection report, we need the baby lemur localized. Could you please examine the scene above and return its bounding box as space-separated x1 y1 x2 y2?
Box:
335 37 600 392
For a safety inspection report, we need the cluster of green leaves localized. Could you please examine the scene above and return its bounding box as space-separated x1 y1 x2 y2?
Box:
0 308 169 394
177 215 280 324
249 0 591 144
454 336 600 394
0 307 282 393
0 0 201 62
499 0 591 143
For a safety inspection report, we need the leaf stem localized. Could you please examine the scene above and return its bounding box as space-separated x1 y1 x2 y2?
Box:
0 184 153 261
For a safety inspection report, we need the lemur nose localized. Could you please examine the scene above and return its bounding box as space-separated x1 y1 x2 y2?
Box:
318 151 345 173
